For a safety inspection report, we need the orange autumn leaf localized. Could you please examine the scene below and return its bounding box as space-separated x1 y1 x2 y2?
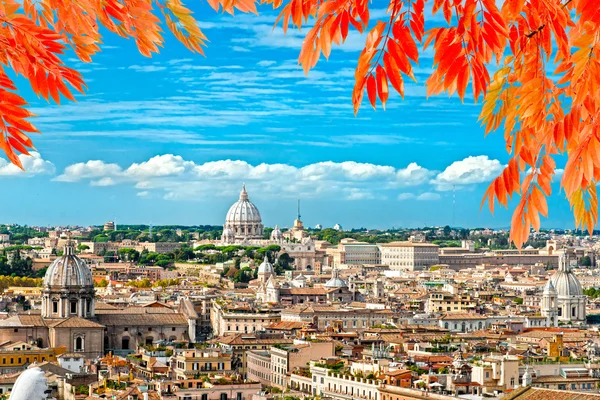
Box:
0 0 598 250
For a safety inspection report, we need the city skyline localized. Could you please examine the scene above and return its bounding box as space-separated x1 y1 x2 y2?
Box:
1 4 573 228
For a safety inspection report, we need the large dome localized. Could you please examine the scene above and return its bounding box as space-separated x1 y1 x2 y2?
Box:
226 185 262 224
550 269 583 297
223 185 264 241
43 243 94 288
550 255 583 297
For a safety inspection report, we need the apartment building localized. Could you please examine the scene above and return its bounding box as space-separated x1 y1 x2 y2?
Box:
425 292 476 313
172 349 234 380
210 301 281 337
290 362 381 400
246 342 335 389
281 304 392 331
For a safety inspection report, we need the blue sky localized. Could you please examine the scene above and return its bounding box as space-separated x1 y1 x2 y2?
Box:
0 4 576 229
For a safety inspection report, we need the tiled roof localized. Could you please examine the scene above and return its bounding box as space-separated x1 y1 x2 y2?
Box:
506 387 600 400
48 317 105 329
98 313 188 326
96 306 176 314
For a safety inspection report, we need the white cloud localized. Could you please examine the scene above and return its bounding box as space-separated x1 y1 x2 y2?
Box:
91 177 117 187
300 161 395 181
397 193 415 200
125 155 195 178
416 192 441 201
232 46 251 52
257 60 276 67
54 160 122 182
55 154 500 200
396 163 435 186
128 65 167 72
345 188 376 200
0 152 55 177
398 192 441 201
431 156 504 191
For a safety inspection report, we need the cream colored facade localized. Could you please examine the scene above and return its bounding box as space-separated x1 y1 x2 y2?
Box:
281 305 390 330
378 242 439 271
173 349 233 380
270 342 335 388
471 355 521 394
210 302 281 336
327 239 381 268
291 362 381 400
425 292 476 313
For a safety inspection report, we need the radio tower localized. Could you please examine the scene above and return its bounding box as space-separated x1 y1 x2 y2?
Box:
452 185 456 227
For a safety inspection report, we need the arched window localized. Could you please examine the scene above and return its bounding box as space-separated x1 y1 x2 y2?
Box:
75 336 84 352
122 337 130 350
145 336 154 346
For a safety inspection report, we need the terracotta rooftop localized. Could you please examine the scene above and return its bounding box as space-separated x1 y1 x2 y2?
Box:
506 387 600 400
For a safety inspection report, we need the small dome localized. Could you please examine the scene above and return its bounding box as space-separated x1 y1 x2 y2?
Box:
325 268 347 288
270 225 283 241
258 255 275 275
225 185 262 224
222 228 235 241
43 243 93 288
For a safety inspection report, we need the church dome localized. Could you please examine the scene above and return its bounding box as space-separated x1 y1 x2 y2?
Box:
270 225 283 241
325 268 347 288
226 185 262 224
222 228 235 241
550 256 583 297
43 243 93 289
258 255 275 275
551 270 583 297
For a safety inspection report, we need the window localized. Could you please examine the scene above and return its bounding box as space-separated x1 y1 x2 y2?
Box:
148 327 153 332
172 327 176 331
220 393 227 400
236 393 242 400
510 378 515 386
13 329 18 333
75 337 84 352
202 395 208 400
52 301 58 313
70 301 77 314
124 327 128 332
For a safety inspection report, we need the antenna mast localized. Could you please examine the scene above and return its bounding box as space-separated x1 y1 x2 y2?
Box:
452 185 456 227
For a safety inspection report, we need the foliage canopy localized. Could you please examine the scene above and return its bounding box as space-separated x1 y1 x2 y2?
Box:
1 0 599 247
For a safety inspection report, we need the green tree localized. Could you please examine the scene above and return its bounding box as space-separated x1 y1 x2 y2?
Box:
77 244 90 252
96 278 109 288
580 255 592 267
